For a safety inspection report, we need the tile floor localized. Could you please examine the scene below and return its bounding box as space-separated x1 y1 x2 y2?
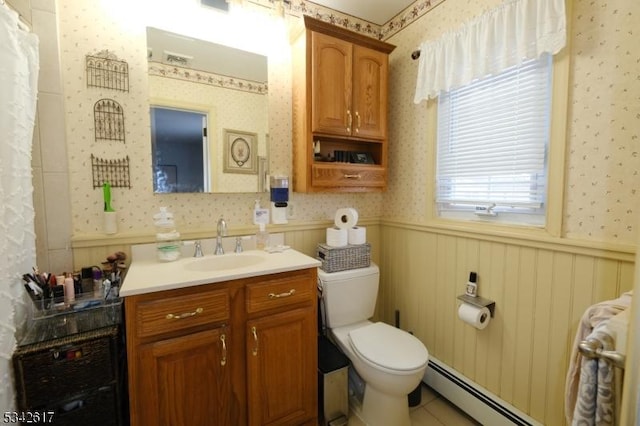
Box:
348 384 481 426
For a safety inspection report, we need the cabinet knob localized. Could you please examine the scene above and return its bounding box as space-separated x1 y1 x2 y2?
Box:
346 110 352 133
355 111 360 133
343 174 362 179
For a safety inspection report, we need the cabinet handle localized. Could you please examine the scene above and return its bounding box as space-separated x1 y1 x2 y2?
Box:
355 111 360 133
165 307 203 320
220 334 227 366
343 174 362 179
251 326 258 356
268 289 296 299
346 110 352 133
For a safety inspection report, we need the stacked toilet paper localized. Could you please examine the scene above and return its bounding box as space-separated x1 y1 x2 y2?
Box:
326 208 367 247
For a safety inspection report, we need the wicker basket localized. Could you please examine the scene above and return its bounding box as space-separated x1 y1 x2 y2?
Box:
317 243 371 273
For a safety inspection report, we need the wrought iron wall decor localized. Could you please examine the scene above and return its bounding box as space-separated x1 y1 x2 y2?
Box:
86 50 129 92
91 155 131 188
94 99 125 142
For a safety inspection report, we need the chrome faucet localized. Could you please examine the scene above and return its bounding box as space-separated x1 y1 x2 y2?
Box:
193 240 203 257
235 237 243 253
215 217 227 255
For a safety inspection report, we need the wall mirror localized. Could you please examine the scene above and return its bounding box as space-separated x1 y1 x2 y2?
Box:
146 26 269 193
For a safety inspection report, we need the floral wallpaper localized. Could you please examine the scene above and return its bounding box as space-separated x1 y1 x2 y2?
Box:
563 0 640 242
383 0 640 245
54 0 639 245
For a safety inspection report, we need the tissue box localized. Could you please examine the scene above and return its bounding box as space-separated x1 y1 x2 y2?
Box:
317 243 371 273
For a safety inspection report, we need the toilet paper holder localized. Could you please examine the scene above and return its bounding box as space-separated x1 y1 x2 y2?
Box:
457 294 496 318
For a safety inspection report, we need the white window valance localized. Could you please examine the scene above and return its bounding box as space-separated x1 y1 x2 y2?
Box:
414 0 566 102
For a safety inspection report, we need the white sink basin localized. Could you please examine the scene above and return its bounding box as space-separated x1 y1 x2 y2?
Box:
183 253 267 272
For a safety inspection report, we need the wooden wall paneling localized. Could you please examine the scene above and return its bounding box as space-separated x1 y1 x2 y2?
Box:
618 260 635 294
403 231 423 334
499 244 521 403
473 240 493 387
434 234 456 366
593 257 622 302
379 226 398 322
419 232 438 352
528 249 553 420
512 246 536 413
452 237 469 372
567 255 596 370
485 242 506 395
444 235 459 366
415 232 436 348
285 228 325 258
462 238 480 379
394 229 410 330
545 252 574 423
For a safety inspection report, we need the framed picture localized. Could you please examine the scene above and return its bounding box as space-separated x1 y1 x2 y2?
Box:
223 129 258 174
350 151 375 164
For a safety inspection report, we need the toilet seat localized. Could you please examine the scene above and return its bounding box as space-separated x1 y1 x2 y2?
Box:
348 322 428 372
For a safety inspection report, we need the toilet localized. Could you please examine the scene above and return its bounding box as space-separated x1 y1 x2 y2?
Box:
318 264 429 426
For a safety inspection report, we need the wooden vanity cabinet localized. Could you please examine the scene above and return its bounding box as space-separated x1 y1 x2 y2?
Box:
124 268 317 426
292 16 395 193
245 270 317 426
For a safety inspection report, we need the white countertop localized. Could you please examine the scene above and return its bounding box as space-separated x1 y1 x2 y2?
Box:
120 248 321 297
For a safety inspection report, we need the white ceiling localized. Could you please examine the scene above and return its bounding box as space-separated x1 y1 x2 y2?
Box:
309 0 416 25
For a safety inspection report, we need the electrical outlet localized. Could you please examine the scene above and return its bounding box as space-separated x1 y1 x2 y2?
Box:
287 202 296 218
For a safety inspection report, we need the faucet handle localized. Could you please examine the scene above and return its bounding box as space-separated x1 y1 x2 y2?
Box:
235 237 243 253
193 240 203 257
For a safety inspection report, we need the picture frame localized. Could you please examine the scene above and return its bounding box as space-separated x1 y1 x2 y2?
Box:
350 151 375 164
223 129 258 174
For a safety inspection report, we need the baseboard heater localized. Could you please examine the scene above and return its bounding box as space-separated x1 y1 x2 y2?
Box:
424 357 542 426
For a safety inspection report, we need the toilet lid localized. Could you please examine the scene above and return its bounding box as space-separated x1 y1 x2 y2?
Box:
348 322 428 371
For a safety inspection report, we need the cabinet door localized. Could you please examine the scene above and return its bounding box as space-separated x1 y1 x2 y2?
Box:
352 45 388 140
137 328 231 426
246 308 317 426
311 32 353 136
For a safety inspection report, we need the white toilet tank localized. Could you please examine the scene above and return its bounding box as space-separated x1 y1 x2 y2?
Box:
318 264 380 328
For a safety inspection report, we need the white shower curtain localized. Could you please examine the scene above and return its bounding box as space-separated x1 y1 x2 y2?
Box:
0 3 39 412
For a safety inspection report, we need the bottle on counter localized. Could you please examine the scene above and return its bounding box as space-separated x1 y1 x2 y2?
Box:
64 273 75 304
154 207 182 262
256 223 270 250
93 269 103 299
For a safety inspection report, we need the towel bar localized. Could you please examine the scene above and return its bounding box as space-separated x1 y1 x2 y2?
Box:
578 338 626 369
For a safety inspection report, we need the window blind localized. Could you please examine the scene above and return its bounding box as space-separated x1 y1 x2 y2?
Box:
436 54 552 217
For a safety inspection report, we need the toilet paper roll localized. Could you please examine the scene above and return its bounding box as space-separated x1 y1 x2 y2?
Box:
326 227 348 247
103 211 117 234
334 207 359 229
348 226 367 245
458 303 491 330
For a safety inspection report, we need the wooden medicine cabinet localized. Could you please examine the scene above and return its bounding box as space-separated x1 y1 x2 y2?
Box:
292 16 395 192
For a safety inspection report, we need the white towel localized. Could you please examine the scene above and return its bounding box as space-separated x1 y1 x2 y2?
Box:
565 292 632 425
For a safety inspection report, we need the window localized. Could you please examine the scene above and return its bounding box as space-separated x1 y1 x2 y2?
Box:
435 54 553 226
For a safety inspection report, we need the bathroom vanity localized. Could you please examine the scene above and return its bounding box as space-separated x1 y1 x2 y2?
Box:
120 248 321 426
